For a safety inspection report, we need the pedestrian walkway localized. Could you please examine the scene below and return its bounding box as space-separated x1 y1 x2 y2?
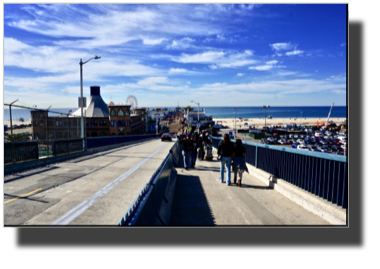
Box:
170 152 329 225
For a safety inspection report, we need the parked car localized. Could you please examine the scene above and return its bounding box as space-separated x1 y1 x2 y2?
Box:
297 144 308 150
330 145 339 151
261 138 267 144
294 134 299 139
319 140 328 145
308 145 318 151
334 149 345 155
285 139 292 144
319 147 329 153
337 135 346 140
310 138 318 143
300 134 305 139
291 143 299 149
161 133 172 141
278 139 287 145
304 139 314 145
266 137 274 144
283 134 288 139
288 134 293 139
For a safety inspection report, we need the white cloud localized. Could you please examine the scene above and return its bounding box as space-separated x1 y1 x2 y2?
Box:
237 73 244 76
171 50 257 68
142 37 167 45
166 37 195 50
270 42 294 51
250 65 273 71
176 51 225 63
137 77 168 86
217 34 226 41
249 60 285 71
340 43 346 47
266 60 278 65
168 68 189 74
286 50 304 56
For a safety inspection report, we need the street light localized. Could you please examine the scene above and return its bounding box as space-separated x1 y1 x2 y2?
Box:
234 107 238 136
263 105 270 129
79 55 101 149
191 100 200 133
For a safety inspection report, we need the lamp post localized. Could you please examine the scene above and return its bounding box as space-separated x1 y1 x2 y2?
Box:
9 99 18 163
263 105 270 129
46 105 52 157
67 110 72 154
234 107 238 137
80 55 101 150
191 100 200 133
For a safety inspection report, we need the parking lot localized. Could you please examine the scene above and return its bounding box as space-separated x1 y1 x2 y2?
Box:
217 126 347 155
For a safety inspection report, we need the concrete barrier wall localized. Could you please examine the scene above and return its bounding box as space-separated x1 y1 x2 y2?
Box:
118 141 180 226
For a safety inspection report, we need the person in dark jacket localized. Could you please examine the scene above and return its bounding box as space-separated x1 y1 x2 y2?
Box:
232 139 248 187
181 135 191 169
190 134 199 167
217 134 235 185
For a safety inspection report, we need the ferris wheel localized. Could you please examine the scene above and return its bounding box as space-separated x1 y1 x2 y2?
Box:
126 95 138 110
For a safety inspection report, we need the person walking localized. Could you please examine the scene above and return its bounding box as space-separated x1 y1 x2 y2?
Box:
190 134 198 168
181 135 191 170
217 134 235 185
204 132 213 160
232 139 248 187
198 133 205 160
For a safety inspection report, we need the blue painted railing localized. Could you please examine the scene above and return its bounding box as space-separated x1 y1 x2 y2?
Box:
87 134 159 149
211 136 347 209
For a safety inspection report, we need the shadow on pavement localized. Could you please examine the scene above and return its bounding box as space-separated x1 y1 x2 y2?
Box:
169 145 215 225
169 174 215 226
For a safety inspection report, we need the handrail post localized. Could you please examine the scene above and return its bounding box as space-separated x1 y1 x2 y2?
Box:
255 146 258 167
9 104 14 163
67 114 70 154
46 109 49 158
84 113 87 151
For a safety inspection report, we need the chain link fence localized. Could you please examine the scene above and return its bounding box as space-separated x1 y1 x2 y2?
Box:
4 103 86 165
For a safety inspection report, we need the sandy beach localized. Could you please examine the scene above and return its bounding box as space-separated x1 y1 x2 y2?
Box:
4 119 32 126
4 119 32 134
213 117 346 129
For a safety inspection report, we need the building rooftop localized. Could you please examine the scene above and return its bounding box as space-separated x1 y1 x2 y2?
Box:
72 86 109 118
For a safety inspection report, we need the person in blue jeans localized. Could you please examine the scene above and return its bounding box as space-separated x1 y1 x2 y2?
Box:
217 133 235 185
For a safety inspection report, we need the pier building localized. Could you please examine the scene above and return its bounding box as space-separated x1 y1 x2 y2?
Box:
30 86 146 139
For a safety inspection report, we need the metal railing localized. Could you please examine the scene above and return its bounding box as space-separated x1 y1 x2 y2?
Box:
4 103 84 164
211 136 347 209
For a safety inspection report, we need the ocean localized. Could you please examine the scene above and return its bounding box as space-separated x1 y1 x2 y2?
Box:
3 106 347 121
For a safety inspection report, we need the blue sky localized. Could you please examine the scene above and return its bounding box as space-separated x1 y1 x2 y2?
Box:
3 4 347 108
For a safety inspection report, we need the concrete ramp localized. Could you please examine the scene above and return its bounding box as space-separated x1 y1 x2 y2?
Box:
170 155 330 225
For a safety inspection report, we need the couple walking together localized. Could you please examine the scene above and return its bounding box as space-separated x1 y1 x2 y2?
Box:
217 134 248 187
